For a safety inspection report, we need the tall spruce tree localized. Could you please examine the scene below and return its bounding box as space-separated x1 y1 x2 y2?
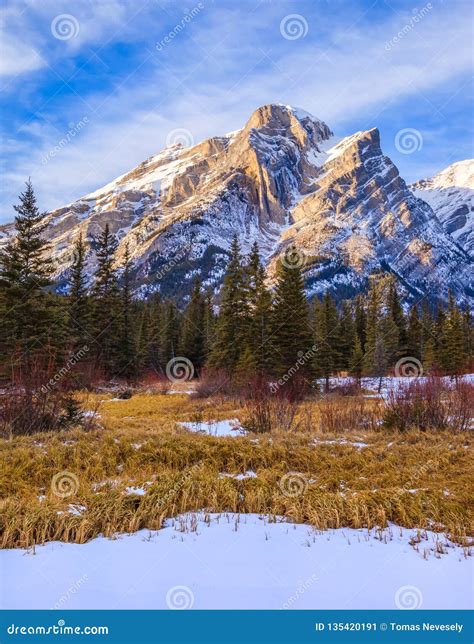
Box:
91 223 120 374
159 300 180 369
406 304 422 361
387 279 406 357
0 180 63 376
245 242 273 376
68 232 90 351
270 250 313 379
314 292 340 390
116 243 136 381
179 277 207 373
208 236 249 372
440 292 465 376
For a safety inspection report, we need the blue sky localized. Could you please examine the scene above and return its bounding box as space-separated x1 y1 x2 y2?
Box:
0 0 472 223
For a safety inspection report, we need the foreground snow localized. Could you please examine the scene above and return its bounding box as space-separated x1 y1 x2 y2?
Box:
0 514 471 610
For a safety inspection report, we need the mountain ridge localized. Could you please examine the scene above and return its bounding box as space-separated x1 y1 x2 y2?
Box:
1 104 472 307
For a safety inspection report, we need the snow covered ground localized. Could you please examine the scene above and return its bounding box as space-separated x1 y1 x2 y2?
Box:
180 419 247 437
318 374 474 399
0 513 471 610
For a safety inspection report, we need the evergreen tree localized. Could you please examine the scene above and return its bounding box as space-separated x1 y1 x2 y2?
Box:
338 300 355 371
349 333 364 382
373 335 388 392
179 277 207 373
116 243 136 380
362 282 381 374
68 232 90 351
0 180 63 375
354 295 367 352
440 292 465 376
159 299 180 368
387 279 406 357
90 224 120 374
208 236 250 372
270 251 313 379
314 292 340 390
245 242 273 375
406 304 422 361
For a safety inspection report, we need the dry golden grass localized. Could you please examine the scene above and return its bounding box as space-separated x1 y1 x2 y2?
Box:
0 391 472 549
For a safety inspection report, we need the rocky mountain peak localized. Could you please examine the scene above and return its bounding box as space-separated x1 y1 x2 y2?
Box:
410 159 473 258
1 105 472 307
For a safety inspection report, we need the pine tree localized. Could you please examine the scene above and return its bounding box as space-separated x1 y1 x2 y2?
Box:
349 333 364 382
420 300 435 371
406 304 422 361
116 243 136 381
208 237 250 372
387 279 406 357
245 242 273 375
68 232 90 351
354 295 367 352
270 252 313 380
440 292 465 376
461 306 473 368
314 292 340 390
373 335 388 392
0 180 62 374
90 224 120 374
179 277 207 373
338 300 355 371
362 283 381 374
159 300 180 368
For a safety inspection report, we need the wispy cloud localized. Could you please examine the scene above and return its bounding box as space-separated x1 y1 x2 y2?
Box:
0 0 472 221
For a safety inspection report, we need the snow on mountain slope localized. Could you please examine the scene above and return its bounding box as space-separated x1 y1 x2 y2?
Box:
1 105 472 306
410 160 474 258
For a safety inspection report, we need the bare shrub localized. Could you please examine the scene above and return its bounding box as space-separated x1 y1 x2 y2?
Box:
445 380 473 431
330 378 361 397
382 377 473 431
240 379 302 433
0 356 87 438
318 396 382 433
193 369 234 399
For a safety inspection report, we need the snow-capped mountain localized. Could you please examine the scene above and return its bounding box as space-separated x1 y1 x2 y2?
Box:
410 160 473 258
1 104 472 305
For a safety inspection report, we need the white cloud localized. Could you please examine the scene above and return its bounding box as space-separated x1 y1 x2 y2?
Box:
1 1 472 220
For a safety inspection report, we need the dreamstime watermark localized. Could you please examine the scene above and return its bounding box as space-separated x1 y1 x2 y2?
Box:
279 472 308 497
166 585 195 609
280 14 308 40
395 585 423 609
270 345 317 394
394 128 423 154
51 471 80 499
52 575 88 609
280 245 307 270
156 3 204 51
282 573 318 608
385 4 433 51
51 14 80 40
41 345 90 393
41 117 90 165
166 357 195 382
7 620 108 636
166 127 194 148
394 356 423 377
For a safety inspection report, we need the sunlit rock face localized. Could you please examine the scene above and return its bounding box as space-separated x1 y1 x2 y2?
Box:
411 160 474 259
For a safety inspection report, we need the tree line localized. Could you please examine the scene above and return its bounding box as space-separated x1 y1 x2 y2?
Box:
0 182 472 393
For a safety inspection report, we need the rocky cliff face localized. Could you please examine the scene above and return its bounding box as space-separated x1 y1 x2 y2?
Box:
410 160 473 259
1 104 472 306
